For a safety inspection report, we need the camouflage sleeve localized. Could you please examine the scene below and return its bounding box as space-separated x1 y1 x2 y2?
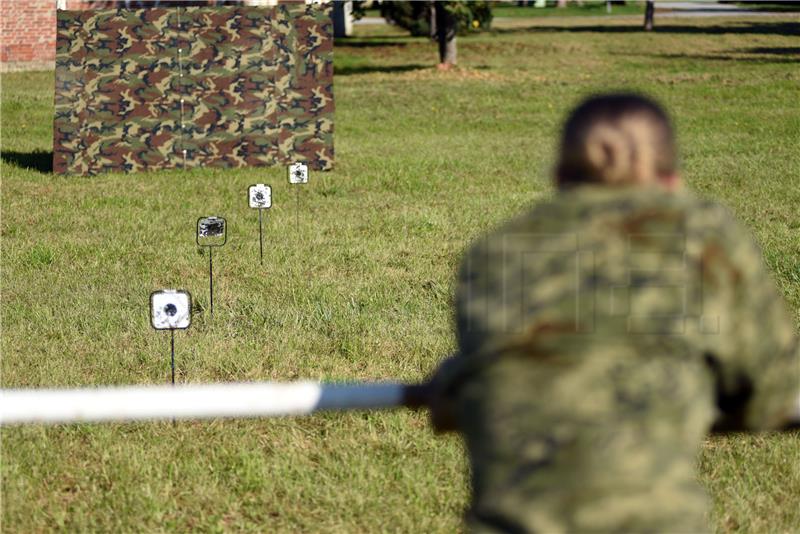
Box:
702 209 800 431
428 236 495 432
427 354 464 433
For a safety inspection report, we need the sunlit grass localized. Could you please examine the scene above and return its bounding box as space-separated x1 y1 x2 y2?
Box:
2 13 799 532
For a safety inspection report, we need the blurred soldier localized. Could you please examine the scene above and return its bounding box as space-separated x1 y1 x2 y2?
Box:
429 94 800 532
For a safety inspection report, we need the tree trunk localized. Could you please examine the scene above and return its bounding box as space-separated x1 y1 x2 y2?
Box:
434 1 456 68
644 1 655 31
333 1 353 38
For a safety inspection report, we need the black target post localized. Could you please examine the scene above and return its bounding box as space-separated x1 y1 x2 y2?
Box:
170 328 176 385
248 184 272 265
258 209 264 264
196 217 227 316
288 163 308 230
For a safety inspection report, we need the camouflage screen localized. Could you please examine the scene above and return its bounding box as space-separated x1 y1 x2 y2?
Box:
53 4 333 175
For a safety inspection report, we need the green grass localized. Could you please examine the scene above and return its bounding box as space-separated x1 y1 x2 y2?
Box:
3 14 800 533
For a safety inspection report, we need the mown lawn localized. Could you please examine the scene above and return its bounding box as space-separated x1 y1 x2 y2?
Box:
2 13 799 533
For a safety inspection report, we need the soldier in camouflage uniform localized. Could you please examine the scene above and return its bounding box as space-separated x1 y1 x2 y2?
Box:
429 94 800 533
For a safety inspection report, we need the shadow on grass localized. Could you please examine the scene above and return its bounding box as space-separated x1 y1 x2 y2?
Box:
335 39 410 48
335 63 429 76
628 51 799 64
337 33 415 41
0 150 53 173
736 46 800 55
493 21 800 36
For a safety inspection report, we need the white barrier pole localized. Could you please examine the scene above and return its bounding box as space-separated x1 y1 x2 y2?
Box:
0 382 413 425
1 384 797 427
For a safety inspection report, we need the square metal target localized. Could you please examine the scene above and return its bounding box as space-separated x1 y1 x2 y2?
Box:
288 162 308 184
248 184 272 209
196 216 227 247
150 289 192 330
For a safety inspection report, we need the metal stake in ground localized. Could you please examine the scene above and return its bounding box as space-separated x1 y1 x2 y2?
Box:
288 162 309 229
196 216 227 315
170 329 175 383
149 289 192 385
248 184 272 265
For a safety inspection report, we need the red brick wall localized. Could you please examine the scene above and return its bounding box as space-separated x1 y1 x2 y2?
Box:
1 0 56 66
0 1 266 71
0 0 94 70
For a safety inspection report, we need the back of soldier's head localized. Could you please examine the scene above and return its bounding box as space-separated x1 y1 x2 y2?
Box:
556 94 678 190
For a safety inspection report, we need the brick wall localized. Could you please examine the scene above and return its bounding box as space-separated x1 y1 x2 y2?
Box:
0 0 94 71
1 0 55 69
0 1 304 72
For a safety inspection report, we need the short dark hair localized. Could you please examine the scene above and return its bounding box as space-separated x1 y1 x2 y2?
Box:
556 94 677 189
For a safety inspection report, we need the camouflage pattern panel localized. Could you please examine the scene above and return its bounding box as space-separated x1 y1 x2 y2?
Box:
55 8 183 175
54 11 90 175
273 3 334 171
87 8 183 174
53 4 334 176
434 187 799 533
179 7 276 169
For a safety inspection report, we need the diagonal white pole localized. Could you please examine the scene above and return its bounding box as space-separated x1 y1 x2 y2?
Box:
1 384 797 428
0 382 425 425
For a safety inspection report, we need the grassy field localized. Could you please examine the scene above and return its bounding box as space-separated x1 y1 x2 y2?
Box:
2 12 800 533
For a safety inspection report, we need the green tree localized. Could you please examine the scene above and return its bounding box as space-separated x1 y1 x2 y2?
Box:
378 1 492 68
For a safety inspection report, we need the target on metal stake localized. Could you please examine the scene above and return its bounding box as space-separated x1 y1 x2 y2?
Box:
196 216 226 315
288 163 308 228
149 289 192 386
248 184 272 265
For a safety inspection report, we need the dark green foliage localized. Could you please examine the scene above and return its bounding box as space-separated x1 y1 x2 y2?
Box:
379 1 493 37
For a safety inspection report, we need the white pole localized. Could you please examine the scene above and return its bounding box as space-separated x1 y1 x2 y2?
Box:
0 382 407 425
2 384 798 428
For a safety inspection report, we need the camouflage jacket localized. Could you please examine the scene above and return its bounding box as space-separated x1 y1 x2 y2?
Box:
434 185 799 533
